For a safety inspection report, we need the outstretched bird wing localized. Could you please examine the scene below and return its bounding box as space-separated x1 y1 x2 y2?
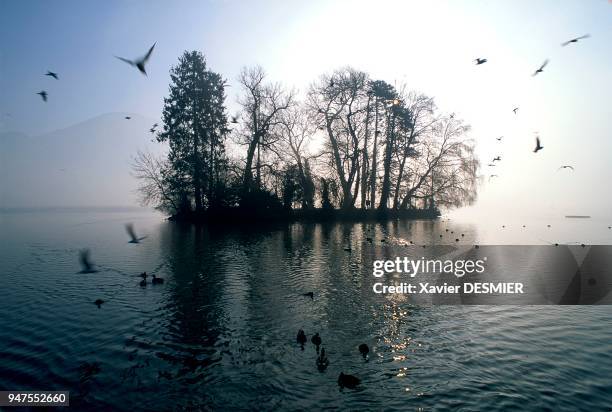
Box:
143 42 156 63
115 56 135 66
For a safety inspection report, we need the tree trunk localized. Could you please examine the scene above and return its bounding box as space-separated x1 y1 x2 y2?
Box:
378 111 395 210
360 96 372 209
326 121 353 209
242 134 259 194
369 100 379 209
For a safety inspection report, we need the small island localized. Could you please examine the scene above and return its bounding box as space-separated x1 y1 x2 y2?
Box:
133 51 478 223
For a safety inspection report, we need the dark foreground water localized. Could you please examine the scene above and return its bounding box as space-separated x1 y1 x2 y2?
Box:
1 208 611 411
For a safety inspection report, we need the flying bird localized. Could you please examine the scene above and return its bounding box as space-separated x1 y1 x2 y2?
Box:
125 223 147 243
115 42 156 75
533 137 544 153
561 34 590 47
45 71 59 80
79 249 97 273
489 175 498 181
488 163 496 167
37 91 48 102
474 58 487 65
558 165 574 171
125 116 131 120
496 136 503 141
149 127 156 133
513 107 519 114
492 156 501 162
532 59 549 76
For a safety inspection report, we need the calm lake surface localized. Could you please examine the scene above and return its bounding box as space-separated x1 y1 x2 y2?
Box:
1 208 611 411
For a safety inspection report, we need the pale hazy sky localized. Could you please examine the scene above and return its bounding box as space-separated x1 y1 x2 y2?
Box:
1 0 611 217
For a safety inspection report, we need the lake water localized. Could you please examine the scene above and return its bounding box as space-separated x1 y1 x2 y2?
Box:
1 208 611 411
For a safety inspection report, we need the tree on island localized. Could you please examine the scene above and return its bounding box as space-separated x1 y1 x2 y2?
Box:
155 50 229 213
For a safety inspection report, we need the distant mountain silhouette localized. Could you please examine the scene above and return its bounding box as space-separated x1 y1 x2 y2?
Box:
0 113 165 208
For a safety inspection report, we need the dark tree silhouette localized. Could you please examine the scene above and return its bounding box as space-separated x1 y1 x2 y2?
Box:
155 51 229 213
236 66 294 205
134 55 479 220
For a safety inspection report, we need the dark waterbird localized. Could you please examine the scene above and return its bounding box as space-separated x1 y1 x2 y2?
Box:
302 291 314 299
151 274 164 284
532 59 549 76
115 42 156 75
79 249 97 273
37 91 48 102
561 34 590 47
492 156 501 162
316 348 329 371
94 299 105 308
311 332 322 351
231 115 239 124
125 116 131 120
125 223 147 243
533 137 544 153
297 329 307 348
474 58 487 65
338 372 361 389
45 71 59 80
139 278 147 287
359 343 369 358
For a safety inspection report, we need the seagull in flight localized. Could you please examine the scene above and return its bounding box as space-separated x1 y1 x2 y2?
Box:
533 137 544 153
37 91 48 102
125 223 147 243
558 165 574 171
513 107 519 114
561 34 590 47
115 42 156 75
474 58 487 65
492 156 501 162
79 249 98 273
533 59 549 76
45 71 59 80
